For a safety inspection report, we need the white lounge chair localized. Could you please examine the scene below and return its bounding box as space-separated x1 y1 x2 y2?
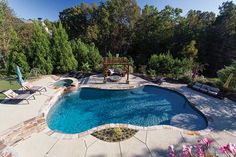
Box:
3 89 35 104
108 69 115 76
22 82 47 94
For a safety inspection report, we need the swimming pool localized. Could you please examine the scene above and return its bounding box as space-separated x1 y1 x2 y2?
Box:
46 85 207 134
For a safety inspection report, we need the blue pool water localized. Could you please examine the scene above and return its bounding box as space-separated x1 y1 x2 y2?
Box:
47 85 207 134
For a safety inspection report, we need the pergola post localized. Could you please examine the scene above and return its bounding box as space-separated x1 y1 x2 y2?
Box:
126 64 130 84
103 64 107 83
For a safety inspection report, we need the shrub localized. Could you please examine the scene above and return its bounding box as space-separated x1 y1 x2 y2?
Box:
195 75 208 84
113 128 122 136
208 78 223 88
217 61 236 90
81 62 91 73
149 53 175 76
148 53 192 78
179 75 193 84
139 65 147 75
148 69 157 80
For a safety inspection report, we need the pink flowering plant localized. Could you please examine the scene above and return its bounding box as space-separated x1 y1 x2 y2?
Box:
169 138 236 157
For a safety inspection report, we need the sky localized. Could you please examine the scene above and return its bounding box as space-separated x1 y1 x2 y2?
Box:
8 0 236 21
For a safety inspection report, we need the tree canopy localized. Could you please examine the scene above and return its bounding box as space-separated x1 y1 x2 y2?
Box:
58 0 236 76
1 0 236 80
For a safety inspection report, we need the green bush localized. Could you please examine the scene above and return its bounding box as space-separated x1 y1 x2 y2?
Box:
179 75 193 84
113 128 122 136
148 53 192 78
217 60 236 90
208 78 223 88
148 69 157 80
195 75 208 84
81 62 91 73
149 53 175 76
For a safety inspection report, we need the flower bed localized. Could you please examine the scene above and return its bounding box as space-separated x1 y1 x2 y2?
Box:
91 127 138 142
169 138 236 157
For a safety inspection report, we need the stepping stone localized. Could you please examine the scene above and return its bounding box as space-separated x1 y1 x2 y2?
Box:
134 130 147 143
86 139 120 157
120 137 152 157
45 139 86 157
146 129 183 157
13 133 57 157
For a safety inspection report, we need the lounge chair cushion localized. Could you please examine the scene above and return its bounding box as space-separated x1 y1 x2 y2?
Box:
3 90 18 98
23 82 46 92
209 87 220 93
195 82 202 87
191 82 221 97
193 85 201 90
29 86 45 91
200 85 210 92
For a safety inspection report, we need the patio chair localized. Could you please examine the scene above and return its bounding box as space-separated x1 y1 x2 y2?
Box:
192 82 203 90
2 89 35 104
108 69 115 76
190 82 223 99
108 69 125 77
22 82 47 94
208 87 220 96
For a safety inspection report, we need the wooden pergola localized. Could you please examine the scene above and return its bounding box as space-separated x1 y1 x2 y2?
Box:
103 57 131 84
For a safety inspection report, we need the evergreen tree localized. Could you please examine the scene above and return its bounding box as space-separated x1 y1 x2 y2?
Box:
51 21 77 73
71 38 89 70
7 27 29 75
30 20 53 74
71 38 102 71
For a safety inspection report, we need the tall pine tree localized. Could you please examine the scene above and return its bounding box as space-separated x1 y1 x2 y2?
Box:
30 20 53 74
51 21 77 73
7 27 29 75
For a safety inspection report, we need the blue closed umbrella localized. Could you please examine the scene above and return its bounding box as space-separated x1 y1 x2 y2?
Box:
16 65 24 85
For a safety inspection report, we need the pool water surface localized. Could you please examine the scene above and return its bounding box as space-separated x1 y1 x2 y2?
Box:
46 85 208 134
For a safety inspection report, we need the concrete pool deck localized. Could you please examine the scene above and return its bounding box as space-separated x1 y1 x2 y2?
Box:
0 74 236 157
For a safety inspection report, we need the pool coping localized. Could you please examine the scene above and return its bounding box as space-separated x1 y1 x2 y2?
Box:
38 82 214 140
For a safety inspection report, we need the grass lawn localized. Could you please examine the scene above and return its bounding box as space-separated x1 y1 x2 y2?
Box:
0 80 21 99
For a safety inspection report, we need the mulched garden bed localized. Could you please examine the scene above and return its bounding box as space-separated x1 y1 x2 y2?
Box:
91 127 138 142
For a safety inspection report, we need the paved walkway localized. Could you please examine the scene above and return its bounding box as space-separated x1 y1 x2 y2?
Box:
0 75 236 157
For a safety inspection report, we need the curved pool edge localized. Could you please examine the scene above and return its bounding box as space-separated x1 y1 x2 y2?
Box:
39 83 214 140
